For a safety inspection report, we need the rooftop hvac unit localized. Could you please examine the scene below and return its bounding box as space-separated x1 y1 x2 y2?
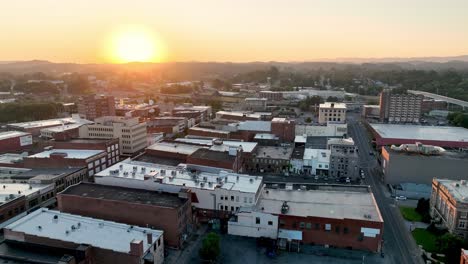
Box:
119 164 123 170
200 182 205 187
203 176 207 182
160 170 166 176
133 166 137 171
171 171 176 176
249 179 254 183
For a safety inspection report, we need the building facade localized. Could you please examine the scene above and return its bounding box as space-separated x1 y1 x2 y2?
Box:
318 102 347 124
328 138 359 179
77 95 116 120
79 116 147 155
0 131 32 154
379 90 423 123
430 179 468 239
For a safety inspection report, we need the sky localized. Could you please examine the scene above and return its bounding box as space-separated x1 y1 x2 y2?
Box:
1 0 468 63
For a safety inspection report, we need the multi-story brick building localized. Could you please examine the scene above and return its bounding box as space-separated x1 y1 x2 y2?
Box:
379 90 423 123
271 118 296 142
430 178 468 239
0 131 32 154
51 138 120 167
23 149 107 181
57 182 192 249
79 116 147 156
77 95 115 121
328 138 359 180
250 146 293 173
318 102 347 124
187 148 242 173
229 185 383 252
4 208 164 264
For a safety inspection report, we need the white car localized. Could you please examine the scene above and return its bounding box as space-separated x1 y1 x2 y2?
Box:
395 196 407 201
314 175 319 180
345 177 351 183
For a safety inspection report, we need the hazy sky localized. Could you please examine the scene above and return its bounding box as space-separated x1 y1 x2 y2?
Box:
1 0 467 63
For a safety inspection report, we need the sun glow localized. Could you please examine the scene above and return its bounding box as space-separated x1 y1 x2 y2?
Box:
107 25 165 63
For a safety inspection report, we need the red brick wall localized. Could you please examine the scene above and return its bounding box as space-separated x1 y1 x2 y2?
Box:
0 196 27 223
0 135 32 153
145 149 189 161
279 215 383 252
57 194 192 248
271 121 295 142
188 129 230 139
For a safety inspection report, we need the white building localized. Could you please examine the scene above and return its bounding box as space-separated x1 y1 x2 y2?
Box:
303 149 331 176
244 98 267 111
318 102 347 124
295 123 347 137
94 159 264 213
4 208 164 264
79 116 147 155
228 207 278 239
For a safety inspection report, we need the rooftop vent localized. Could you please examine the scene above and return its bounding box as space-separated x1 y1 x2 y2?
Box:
249 178 254 183
281 201 289 214
37 226 42 230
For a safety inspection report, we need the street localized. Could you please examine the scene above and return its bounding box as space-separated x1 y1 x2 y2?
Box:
347 113 424 264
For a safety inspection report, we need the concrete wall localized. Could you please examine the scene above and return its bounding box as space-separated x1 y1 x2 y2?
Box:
382 148 468 184
228 211 278 239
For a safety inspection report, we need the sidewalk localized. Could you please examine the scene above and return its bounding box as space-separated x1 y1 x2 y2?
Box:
164 225 208 264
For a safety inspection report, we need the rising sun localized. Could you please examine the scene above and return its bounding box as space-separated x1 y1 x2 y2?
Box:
108 26 164 63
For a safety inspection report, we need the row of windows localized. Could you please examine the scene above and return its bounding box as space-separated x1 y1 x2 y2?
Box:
89 127 113 132
281 220 350 234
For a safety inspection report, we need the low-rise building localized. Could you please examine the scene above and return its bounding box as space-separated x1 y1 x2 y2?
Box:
295 123 347 137
271 118 296 142
250 146 293 173
382 143 468 184
253 133 280 146
187 148 242 173
94 159 263 221
4 208 164 264
147 117 189 135
229 185 384 252
58 183 192 249
244 98 268 111
318 102 347 124
51 138 120 166
7 115 92 136
40 123 82 140
361 105 380 119
23 149 107 181
188 127 231 139
430 179 468 239
0 131 32 154
77 95 116 121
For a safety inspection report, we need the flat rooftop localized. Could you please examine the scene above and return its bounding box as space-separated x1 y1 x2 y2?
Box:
435 179 468 203
384 146 468 160
95 159 262 193
0 131 30 141
256 146 293 160
22 167 85 181
319 102 347 109
0 183 52 205
61 183 187 208
303 148 331 163
57 138 117 144
5 208 163 254
147 142 205 155
8 117 91 130
189 127 230 134
254 133 279 140
235 121 271 132
40 123 83 132
28 149 104 159
370 124 468 142
258 188 383 222
0 153 26 165
175 138 258 153
190 148 236 163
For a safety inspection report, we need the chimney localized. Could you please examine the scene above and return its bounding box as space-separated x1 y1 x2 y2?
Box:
147 233 153 244
130 239 143 256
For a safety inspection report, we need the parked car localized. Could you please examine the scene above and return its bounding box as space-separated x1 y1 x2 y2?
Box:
395 196 407 201
345 177 351 183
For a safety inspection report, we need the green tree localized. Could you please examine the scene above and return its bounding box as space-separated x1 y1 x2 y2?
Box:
199 232 220 262
305 117 312 123
436 233 466 264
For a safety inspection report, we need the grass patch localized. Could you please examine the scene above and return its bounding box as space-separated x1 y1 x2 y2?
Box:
412 228 438 253
399 206 422 222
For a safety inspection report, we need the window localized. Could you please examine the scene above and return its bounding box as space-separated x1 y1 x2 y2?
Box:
88 163 93 169
224 206 228 211
244 197 247 203
335 226 340 233
256 217 261 224
231 196 234 201
325 224 331 231
299 222 305 229
231 206 234 211
315 223 320 230
343 227 349 234
306 223 312 229
279 219 285 227
249 197 253 203
236 196 239 202
268 221 273 226
461 212 468 219
220 196 224 200
158 238 161 246
459 220 467 229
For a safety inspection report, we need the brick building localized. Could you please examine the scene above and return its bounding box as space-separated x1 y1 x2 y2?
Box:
328 138 359 180
23 149 107 181
187 148 242 173
77 95 116 120
147 117 189 135
379 90 423 123
318 102 347 124
271 118 296 142
188 127 231 139
0 131 32 154
4 208 164 264
250 146 293 173
50 138 120 167
229 185 384 252
57 183 193 249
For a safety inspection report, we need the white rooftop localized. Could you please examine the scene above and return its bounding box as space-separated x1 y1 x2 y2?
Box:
303 148 331 163
174 138 258 153
254 133 278 140
258 188 383 222
294 135 307 143
235 121 271 132
0 131 30 141
319 102 347 109
28 149 104 159
8 116 91 129
189 127 230 134
370 124 468 142
436 179 468 203
147 142 205 155
0 183 52 205
5 208 163 254
40 123 83 133
216 111 261 119
327 138 355 146
0 153 27 164
95 159 262 193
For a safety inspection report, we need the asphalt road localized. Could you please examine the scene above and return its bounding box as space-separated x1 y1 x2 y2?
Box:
347 113 424 264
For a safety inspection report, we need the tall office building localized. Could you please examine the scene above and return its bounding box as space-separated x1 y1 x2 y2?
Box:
379 90 423 123
328 138 359 179
77 95 116 121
